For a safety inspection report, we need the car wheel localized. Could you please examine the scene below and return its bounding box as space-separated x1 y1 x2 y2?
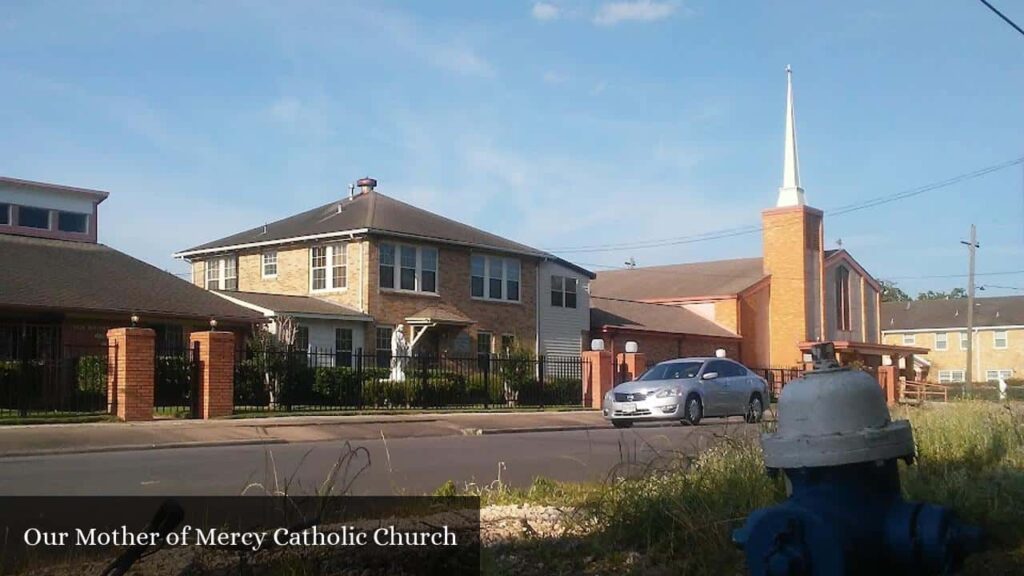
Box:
682 395 703 426
745 394 764 423
612 420 633 429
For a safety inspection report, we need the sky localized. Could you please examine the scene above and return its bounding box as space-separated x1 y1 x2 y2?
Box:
2 0 1023 298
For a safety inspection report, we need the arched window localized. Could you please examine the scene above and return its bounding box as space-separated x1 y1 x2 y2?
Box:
836 266 851 331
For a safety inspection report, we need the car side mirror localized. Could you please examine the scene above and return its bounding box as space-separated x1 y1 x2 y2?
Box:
702 372 719 381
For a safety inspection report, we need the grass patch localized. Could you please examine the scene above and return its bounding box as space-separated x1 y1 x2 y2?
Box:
457 401 1024 575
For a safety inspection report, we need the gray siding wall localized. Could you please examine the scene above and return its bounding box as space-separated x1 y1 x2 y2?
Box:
537 261 590 358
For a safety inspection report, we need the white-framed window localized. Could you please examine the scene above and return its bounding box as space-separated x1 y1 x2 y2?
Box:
938 370 965 384
204 256 238 290
375 326 393 367
960 332 969 351
335 328 353 367
378 242 438 293
477 332 492 356
902 334 916 346
550 275 578 308
994 331 1008 349
0 203 9 225
470 254 521 302
501 334 515 353
57 211 88 233
311 243 346 292
262 251 278 278
986 369 1012 382
934 333 948 351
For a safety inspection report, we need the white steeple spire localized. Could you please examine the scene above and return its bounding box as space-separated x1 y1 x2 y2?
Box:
776 65 805 207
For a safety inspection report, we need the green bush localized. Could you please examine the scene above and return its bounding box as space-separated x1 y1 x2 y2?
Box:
154 355 192 406
75 355 107 395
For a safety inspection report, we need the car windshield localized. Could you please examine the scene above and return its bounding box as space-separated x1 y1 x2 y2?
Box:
639 361 703 381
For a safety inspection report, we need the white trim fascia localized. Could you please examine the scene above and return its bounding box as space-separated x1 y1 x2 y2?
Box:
882 325 1024 335
211 291 372 322
173 228 369 259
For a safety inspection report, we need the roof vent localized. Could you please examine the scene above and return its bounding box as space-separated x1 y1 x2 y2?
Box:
356 177 377 195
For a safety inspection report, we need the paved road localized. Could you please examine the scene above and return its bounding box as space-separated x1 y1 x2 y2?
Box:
0 421 758 495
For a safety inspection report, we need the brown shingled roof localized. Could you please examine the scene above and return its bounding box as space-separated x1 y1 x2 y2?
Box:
591 297 740 339
881 296 1024 330
0 234 261 323
214 291 372 320
590 257 766 301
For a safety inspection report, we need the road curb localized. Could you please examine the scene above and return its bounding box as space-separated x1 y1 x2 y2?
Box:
462 421 694 435
0 438 290 459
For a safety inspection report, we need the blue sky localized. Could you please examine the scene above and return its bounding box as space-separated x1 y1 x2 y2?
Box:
2 1 1023 297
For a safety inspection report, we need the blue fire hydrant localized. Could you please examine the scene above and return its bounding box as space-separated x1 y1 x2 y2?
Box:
733 344 984 575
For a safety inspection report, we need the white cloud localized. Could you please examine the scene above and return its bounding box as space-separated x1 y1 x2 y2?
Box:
543 70 566 84
429 44 495 77
531 2 560 21
593 0 678 26
591 80 608 95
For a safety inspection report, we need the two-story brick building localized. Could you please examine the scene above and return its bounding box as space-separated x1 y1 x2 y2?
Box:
881 296 1024 383
174 179 594 363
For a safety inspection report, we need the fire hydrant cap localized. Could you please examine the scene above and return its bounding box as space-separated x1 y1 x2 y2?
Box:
762 367 916 468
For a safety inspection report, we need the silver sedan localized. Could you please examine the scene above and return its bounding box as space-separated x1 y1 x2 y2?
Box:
602 357 769 428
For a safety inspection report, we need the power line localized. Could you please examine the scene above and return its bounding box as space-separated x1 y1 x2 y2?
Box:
976 0 1024 38
544 155 1024 254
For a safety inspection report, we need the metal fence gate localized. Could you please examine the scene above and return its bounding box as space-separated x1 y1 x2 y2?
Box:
153 342 200 418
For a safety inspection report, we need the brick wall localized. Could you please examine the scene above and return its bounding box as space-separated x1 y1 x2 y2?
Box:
762 205 824 368
366 237 537 355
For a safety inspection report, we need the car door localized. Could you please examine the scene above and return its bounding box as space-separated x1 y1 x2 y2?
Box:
721 361 752 413
699 360 729 416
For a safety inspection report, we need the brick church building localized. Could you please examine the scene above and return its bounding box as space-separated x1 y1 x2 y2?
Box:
589 67 924 372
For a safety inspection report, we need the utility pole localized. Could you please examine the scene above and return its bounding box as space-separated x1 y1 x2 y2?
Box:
961 225 980 395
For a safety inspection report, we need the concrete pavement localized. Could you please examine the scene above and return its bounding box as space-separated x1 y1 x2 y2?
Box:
0 410 650 458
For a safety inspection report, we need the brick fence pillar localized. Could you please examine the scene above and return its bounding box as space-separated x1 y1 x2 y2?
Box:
106 327 155 422
190 331 235 419
878 365 898 405
582 350 613 409
615 352 647 383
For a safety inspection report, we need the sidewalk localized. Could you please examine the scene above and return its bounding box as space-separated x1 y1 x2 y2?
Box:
0 410 611 458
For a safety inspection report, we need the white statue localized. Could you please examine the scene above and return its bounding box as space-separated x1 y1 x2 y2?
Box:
390 324 410 382
998 377 1009 402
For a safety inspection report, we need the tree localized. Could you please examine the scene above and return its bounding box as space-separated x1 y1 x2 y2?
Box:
916 288 967 301
881 280 911 303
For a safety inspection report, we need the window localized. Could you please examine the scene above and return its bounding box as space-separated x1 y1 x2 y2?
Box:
550 275 578 308
960 332 969 351
0 203 11 225
471 254 521 302
477 332 492 356
294 326 310 352
994 331 1008 349
378 242 438 293
17 206 50 229
262 251 278 278
938 370 965 384
335 328 353 367
204 256 238 290
57 211 88 233
935 333 948 351
986 369 1012 382
501 334 515 353
311 244 346 291
902 334 916 346
375 326 393 367
835 266 851 331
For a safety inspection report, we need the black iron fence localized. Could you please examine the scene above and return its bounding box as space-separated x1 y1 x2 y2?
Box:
753 367 805 401
0 343 115 418
153 342 199 418
234 348 588 413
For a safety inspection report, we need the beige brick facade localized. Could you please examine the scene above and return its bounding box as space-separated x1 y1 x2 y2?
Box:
190 236 536 355
883 328 1024 382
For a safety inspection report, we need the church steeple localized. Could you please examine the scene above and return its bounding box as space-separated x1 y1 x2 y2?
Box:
776 65 805 207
